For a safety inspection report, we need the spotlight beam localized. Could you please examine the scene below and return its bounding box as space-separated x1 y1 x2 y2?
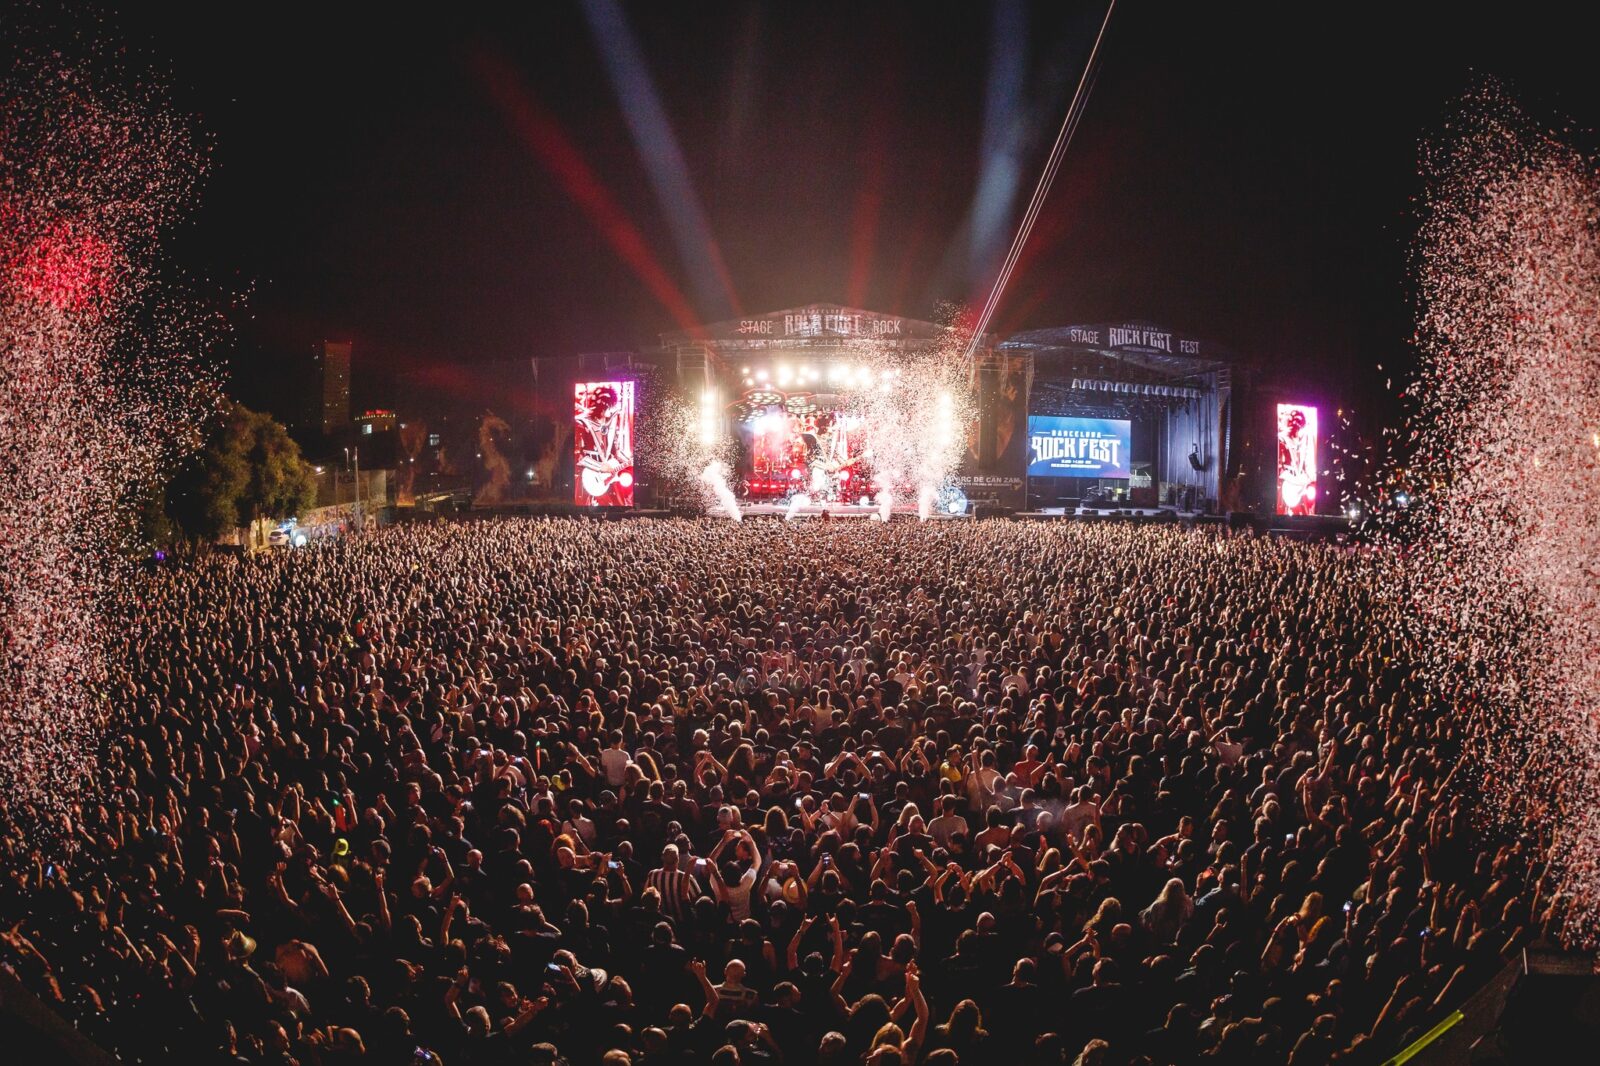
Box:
971 0 1029 282
580 0 742 319
471 48 704 336
963 0 1117 362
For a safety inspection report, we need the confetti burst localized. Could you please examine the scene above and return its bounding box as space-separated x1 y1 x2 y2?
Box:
1394 83 1600 943
844 304 976 520
1 40 215 833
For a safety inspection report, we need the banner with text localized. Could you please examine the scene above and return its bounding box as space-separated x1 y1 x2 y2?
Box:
1027 416 1131 478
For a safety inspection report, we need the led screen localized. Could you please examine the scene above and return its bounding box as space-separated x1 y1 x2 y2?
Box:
1276 403 1318 516
742 409 866 498
574 380 636 506
1026 415 1132 478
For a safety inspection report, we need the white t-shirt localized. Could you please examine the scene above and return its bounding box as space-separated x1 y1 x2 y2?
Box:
600 747 631 787
721 866 758 921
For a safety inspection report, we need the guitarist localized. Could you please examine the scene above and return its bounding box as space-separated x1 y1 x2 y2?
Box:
575 384 634 506
804 411 861 496
1277 407 1316 516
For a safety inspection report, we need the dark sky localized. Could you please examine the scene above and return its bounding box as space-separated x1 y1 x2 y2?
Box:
101 2 1600 415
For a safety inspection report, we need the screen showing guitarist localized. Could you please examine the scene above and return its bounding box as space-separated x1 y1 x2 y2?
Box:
1276 403 1317 516
574 381 635 506
803 411 863 499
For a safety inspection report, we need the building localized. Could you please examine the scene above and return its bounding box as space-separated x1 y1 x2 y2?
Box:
355 409 397 436
319 340 352 437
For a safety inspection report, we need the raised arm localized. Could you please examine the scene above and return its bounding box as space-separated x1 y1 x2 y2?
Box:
829 949 856 1016
787 915 815 971
373 867 392 932
689 959 719 1018
503 995 551 1037
901 962 931 1061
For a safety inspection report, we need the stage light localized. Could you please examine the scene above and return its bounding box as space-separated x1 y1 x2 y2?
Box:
292 533 308 548
699 387 720 447
829 364 847 383
618 471 633 488
859 495 872 507
948 500 965 515
1396 492 1410 508
755 369 768 382
777 365 792 386
744 377 754 386
741 366 749 375
838 468 851 483
1347 506 1362 520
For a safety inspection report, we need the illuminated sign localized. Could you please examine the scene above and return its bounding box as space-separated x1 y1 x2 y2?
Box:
1027 416 1132 478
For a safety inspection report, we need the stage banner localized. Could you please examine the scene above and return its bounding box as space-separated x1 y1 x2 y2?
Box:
1026 415 1132 478
958 352 1028 507
574 380 636 506
1275 403 1317 515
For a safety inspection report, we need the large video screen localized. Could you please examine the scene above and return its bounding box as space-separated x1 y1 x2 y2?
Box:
742 409 866 498
1026 415 1131 478
1276 403 1317 515
574 380 636 506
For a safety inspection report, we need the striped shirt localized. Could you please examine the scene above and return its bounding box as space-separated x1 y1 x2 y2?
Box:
647 867 700 921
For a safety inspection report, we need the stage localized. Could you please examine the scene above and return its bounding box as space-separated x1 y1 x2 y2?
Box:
728 501 972 519
1017 506 1193 519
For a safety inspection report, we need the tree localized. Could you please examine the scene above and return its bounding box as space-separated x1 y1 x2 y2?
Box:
174 402 316 541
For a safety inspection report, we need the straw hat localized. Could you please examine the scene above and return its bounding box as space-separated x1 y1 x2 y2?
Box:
223 929 257 961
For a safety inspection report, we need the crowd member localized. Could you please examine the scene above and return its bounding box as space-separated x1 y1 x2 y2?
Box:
0 518 1563 1065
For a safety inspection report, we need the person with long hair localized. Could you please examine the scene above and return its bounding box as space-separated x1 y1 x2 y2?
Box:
1140 877 1196 946
929 997 989 1060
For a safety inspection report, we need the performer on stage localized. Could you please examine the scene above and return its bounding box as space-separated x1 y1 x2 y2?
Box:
575 383 634 506
805 412 859 501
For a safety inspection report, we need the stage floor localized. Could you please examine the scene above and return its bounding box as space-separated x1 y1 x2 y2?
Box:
1018 506 1197 518
733 502 969 519
729 504 1202 520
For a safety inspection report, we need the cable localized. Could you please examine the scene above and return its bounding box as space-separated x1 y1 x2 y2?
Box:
964 0 1118 361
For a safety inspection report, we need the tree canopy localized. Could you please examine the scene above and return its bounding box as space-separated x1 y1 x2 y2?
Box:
174 402 316 539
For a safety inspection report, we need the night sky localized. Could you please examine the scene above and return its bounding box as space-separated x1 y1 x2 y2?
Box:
100 2 1600 417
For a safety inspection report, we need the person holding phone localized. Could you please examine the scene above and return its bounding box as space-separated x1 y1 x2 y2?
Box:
708 828 762 922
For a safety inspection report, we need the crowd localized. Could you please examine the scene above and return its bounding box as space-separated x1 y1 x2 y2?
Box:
0 517 1562 1065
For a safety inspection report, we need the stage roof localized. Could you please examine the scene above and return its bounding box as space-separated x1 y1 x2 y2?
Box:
659 303 961 349
1000 321 1234 382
